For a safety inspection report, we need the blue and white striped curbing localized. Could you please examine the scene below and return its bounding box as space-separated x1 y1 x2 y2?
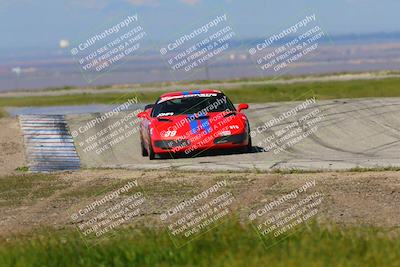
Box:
19 115 81 172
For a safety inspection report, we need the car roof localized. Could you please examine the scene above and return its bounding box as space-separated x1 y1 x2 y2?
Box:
160 89 222 98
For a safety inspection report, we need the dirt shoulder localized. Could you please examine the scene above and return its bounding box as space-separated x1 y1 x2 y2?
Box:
0 169 399 237
0 118 25 176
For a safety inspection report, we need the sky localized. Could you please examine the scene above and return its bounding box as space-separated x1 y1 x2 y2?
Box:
1 0 400 50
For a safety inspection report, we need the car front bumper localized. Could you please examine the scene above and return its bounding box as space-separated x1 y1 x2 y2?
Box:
151 132 249 154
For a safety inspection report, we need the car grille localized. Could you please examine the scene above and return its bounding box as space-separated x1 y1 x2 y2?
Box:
154 139 190 149
214 133 246 144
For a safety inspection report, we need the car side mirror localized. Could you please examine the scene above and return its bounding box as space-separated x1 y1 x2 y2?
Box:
237 103 249 113
144 104 154 110
137 111 150 119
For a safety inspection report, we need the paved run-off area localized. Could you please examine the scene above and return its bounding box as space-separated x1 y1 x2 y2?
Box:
67 97 400 171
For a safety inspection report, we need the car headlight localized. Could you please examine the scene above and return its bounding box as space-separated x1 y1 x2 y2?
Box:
220 130 231 136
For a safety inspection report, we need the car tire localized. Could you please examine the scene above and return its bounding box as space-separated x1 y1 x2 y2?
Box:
141 138 148 157
148 142 156 160
239 134 252 153
246 135 252 152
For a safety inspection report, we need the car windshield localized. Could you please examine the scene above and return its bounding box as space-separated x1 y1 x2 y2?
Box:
151 93 235 117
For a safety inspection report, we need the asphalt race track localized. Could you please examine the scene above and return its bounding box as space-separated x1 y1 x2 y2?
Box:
67 98 400 171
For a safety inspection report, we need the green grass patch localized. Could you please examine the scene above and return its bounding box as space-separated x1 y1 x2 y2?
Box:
0 220 398 267
0 174 69 207
59 178 139 199
14 166 29 172
0 108 8 118
267 166 400 174
224 77 400 103
1 77 400 107
346 166 400 172
37 71 400 92
0 92 157 107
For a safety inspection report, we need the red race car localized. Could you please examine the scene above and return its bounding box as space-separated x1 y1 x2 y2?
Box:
137 90 251 159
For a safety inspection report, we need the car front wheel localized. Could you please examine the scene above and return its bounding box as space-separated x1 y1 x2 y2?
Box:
141 138 148 157
148 141 156 160
246 135 252 152
239 134 252 153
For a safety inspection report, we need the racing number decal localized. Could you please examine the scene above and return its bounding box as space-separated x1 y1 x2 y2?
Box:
164 130 177 137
